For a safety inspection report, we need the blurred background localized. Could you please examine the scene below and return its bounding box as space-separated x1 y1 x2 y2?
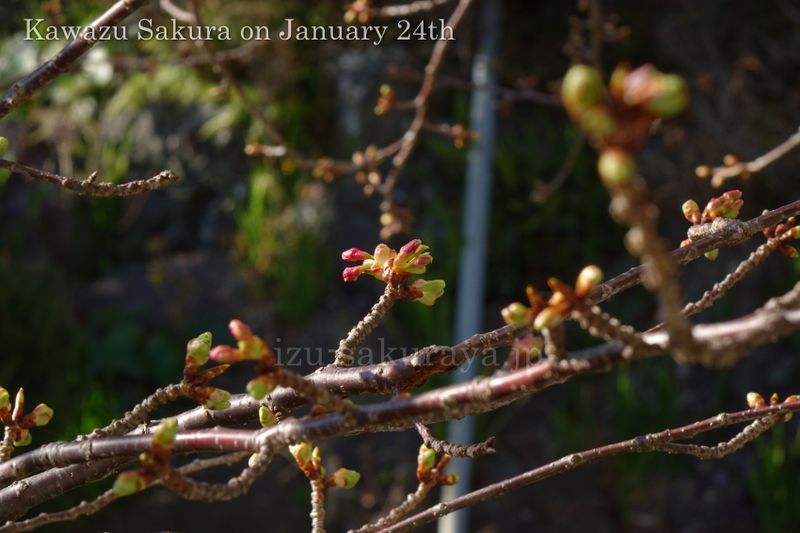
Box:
1 0 800 531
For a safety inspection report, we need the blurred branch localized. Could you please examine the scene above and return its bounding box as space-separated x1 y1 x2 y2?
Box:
382 401 799 532
0 0 151 119
0 159 178 197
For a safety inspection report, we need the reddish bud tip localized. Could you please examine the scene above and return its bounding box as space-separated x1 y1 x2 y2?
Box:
341 248 371 262
342 266 363 282
228 320 253 341
209 345 241 364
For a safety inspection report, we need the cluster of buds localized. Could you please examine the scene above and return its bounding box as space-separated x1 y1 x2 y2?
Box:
747 392 800 422
342 239 446 306
680 190 744 260
113 418 178 497
501 265 604 332
290 442 361 489
561 63 688 187
416 444 458 486
353 145 382 196
181 332 232 411
374 84 396 115
209 320 279 401
696 154 749 187
762 213 800 258
0 387 53 448
344 0 372 24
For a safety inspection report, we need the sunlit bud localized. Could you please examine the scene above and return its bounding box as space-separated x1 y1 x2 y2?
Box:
644 74 688 118
239 336 271 361
152 418 178 449
704 249 719 261
258 405 277 427
410 279 446 306
747 392 766 409
598 148 636 187
561 65 604 115
113 471 147 497
682 200 701 224
330 468 361 489
534 307 565 331
609 64 630 100
501 302 533 328
418 444 436 474
204 388 231 410
373 243 395 266
438 473 459 486
209 345 240 363
342 248 371 262
12 388 24 421
783 395 800 421
0 387 8 411
770 393 779 405
229 320 253 341
30 404 53 426
13 429 31 447
248 452 262 467
399 239 422 257
695 165 712 178
621 64 661 107
705 190 743 220
247 376 275 400
575 265 603 298
0 137 8 157
526 285 547 312
290 442 313 467
186 332 213 366
723 154 738 166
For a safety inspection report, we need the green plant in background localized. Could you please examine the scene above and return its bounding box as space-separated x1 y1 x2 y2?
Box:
749 422 800 532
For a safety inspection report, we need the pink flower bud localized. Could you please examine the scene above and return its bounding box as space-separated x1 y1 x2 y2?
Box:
229 319 253 341
209 345 241 363
399 239 422 257
341 248 371 261
342 266 363 282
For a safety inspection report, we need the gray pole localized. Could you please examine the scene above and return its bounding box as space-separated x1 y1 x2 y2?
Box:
437 1 499 532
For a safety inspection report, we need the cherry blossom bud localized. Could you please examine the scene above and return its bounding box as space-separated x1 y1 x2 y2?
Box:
248 453 262 467
330 468 361 489
209 345 240 363
12 388 24 421
575 265 603 298
410 279 446 306
186 332 213 367
13 429 31 447
113 471 146 497
501 302 533 327
579 105 617 138
342 248 371 261
598 148 636 187
783 395 800 421
705 190 743 220
204 388 231 410
0 387 8 412
152 418 178 450
247 375 275 400
258 405 277 427
704 249 719 261
534 307 565 331
644 74 688 118
342 266 363 282
561 65 604 116
229 319 253 341
290 442 313 468
682 200 701 225
399 239 423 257
30 404 53 427
747 392 766 409
438 473 459 486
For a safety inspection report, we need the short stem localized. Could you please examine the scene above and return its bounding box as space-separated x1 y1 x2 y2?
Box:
334 284 400 367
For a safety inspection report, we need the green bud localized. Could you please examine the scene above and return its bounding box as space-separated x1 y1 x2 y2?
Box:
290 442 313 467
747 392 766 409
152 418 178 449
113 471 146 497
411 279 446 306
704 249 719 261
501 302 533 328
186 332 213 366
330 468 360 489
258 405 277 427
0 137 8 157
248 452 262 467
14 429 31 447
682 199 701 224
597 148 636 187
0 387 9 411
203 388 231 410
533 307 565 331
561 65 604 115
417 444 436 473
30 403 53 426
246 376 274 400
645 74 688 118
578 105 617 138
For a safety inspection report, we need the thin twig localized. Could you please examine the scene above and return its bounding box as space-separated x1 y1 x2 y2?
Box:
0 159 178 198
381 405 795 532
350 481 434 533
334 285 401 367
310 478 326 533
414 422 495 458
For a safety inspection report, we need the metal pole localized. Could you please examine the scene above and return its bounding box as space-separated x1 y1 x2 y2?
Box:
437 1 499 532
